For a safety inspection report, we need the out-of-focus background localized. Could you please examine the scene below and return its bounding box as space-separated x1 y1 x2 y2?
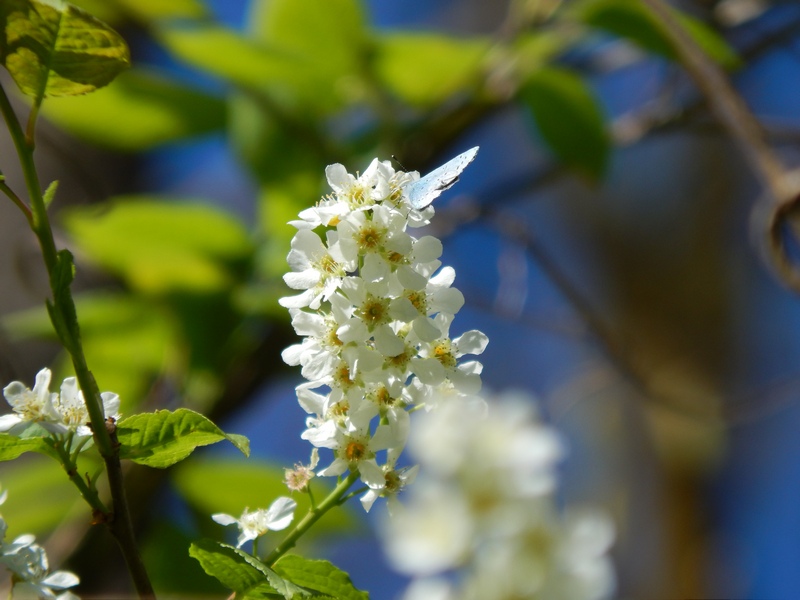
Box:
2 0 800 597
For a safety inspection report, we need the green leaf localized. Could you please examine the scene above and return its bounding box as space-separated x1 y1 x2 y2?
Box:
189 540 308 598
0 433 57 460
373 32 489 107
273 555 368 600
519 66 610 180
117 408 250 468
173 458 359 539
61 197 253 294
0 0 130 99
189 539 278 595
40 68 226 150
576 0 740 69
42 179 58 208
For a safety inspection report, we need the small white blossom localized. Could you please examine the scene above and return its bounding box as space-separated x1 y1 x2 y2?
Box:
212 497 297 548
0 369 60 435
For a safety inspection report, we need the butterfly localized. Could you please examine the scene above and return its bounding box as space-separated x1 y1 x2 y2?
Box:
404 146 479 209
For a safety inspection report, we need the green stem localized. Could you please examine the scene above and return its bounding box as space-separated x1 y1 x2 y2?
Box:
264 471 360 566
50 435 108 517
0 178 33 225
0 82 155 599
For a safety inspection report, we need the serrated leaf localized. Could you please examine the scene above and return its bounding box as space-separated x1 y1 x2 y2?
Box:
189 539 277 594
373 32 489 107
0 0 130 99
61 197 253 294
40 68 226 150
576 0 740 69
117 408 249 468
189 540 308 598
273 555 368 600
0 433 57 461
173 458 359 540
520 66 609 180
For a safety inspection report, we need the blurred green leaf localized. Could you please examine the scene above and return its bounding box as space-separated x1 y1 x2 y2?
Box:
0 456 81 537
0 0 130 98
113 0 208 21
373 32 489 107
62 197 253 294
3 292 176 412
117 408 250 468
249 0 368 110
520 66 610 180
66 0 123 24
156 23 304 91
174 458 358 539
576 0 740 69
41 68 226 150
274 555 368 600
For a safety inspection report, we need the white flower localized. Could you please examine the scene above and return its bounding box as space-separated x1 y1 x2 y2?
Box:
0 368 60 434
280 229 354 310
0 487 80 599
53 378 120 437
212 497 298 548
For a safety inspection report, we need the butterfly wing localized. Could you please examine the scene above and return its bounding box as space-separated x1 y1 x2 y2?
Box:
405 146 479 209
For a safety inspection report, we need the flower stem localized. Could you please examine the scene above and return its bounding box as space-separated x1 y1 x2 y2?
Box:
0 82 155 599
264 471 360 566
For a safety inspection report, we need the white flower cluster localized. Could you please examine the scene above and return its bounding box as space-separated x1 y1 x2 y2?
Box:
0 368 120 439
0 487 80 599
280 157 488 511
381 393 616 600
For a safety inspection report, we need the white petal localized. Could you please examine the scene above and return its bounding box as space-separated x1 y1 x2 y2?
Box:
373 325 405 357
42 570 80 589
266 497 297 531
412 317 442 342
212 513 239 526
454 330 489 356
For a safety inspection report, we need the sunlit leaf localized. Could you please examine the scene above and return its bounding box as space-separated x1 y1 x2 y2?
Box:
576 0 740 69
0 434 56 461
189 540 309 598
274 555 368 600
117 409 250 468
373 32 489 107
41 68 226 150
61 197 253 294
0 0 130 98
520 66 610 180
